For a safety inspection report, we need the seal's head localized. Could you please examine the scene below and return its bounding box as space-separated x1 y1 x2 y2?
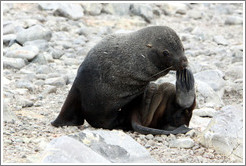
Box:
144 26 188 71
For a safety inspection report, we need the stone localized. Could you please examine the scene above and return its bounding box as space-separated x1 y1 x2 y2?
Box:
225 16 243 25
102 3 130 16
69 129 158 163
3 57 26 69
3 100 18 123
169 138 195 149
231 49 243 63
188 10 202 19
32 54 48 65
36 65 52 74
3 34 16 46
16 79 34 91
51 49 64 59
198 105 243 162
42 136 110 163
193 108 217 118
24 40 49 51
130 4 153 23
53 4 84 20
213 35 228 46
45 77 66 87
16 99 34 108
82 3 102 16
6 45 39 61
3 22 16 35
16 25 52 45
195 80 224 108
160 3 188 15
194 70 226 97
225 63 243 80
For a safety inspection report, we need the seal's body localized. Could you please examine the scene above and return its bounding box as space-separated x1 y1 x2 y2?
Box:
52 26 191 134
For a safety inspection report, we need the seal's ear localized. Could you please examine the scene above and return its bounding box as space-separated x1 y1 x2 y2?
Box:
162 50 170 56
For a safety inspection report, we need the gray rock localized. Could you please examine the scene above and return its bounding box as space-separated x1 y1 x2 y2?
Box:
42 136 110 163
32 54 48 65
225 16 243 25
213 35 228 46
225 62 243 80
69 129 158 163
194 70 226 97
16 98 34 108
36 65 52 74
24 40 49 51
188 10 202 19
16 79 34 91
82 3 102 16
102 3 130 15
3 34 16 46
193 108 217 118
6 45 39 61
45 77 66 87
3 57 26 69
51 49 64 59
3 22 16 35
169 138 195 149
3 100 18 123
53 4 84 20
38 3 60 10
16 25 52 45
195 80 224 108
198 105 243 162
160 3 188 15
130 4 153 23
231 49 243 63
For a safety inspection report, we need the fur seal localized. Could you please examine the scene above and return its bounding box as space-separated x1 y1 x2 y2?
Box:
52 26 190 134
130 68 196 135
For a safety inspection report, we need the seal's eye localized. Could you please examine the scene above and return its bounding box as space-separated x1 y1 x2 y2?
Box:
162 50 169 56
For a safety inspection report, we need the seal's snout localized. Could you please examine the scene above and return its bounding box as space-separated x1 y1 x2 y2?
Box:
180 56 188 69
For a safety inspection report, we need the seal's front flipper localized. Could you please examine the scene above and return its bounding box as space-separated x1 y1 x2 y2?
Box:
51 85 84 127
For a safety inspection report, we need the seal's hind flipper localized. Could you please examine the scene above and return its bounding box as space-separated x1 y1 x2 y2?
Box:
51 85 84 127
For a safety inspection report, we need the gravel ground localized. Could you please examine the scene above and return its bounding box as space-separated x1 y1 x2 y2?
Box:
2 3 244 163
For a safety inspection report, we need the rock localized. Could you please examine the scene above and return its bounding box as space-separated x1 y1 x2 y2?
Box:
69 129 158 163
82 3 102 16
36 65 52 74
3 100 18 123
45 77 66 87
231 49 243 63
6 45 39 61
24 40 49 51
169 138 195 149
32 54 48 65
3 34 16 46
213 35 228 46
38 3 60 10
16 25 52 45
3 57 26 69
193 108 217 118
194 70 226 98
198 105 243 162
130 4 153 23
3 22 16 35
16 79 34 91
42 136 110 163
225 62 243 80
102 3 130 15
225 16 243 25
53 4 84 20
187 10 202 19
16 99 34 108
195 80 224 108
160 3 188 15
42 85 57 95
50 49 64 59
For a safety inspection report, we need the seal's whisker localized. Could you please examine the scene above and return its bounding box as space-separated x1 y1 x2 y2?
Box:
150 66 173 79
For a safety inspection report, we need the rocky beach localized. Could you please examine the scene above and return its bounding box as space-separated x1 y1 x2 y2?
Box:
2 2 244 164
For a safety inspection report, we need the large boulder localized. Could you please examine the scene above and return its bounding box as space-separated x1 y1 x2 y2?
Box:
197 105 243 162
41 129 157 163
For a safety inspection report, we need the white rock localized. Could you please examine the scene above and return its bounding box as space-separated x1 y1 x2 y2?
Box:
193 108 217 117
213 35 228 46
53 4 84 20
3 57 26 69
6 45 39 60
82 3 102 16
169 138 195 149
